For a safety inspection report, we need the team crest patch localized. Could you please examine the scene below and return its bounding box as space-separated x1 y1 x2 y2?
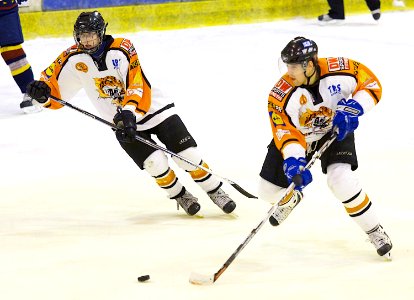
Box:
327 57 350 72
300 95 307 105
75 62 88 73
44 62 56 79
276 129 290 141
270 78 292 101
112 59 121 69
365 81 380 90
120 39 137 56
270 111 285 126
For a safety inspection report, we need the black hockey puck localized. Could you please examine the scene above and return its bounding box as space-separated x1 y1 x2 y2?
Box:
138 275 150 282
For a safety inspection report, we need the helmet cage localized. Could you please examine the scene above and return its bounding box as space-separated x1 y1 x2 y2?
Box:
73 11 107 54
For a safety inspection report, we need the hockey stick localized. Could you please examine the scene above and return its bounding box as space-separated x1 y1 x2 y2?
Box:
189 133 337 285
49 95 257 198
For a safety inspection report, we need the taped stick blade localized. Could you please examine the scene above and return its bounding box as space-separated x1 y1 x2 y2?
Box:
189 272 214 285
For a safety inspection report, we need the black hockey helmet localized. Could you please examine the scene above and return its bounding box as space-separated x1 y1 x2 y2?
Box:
281 36 318 65
73 11 107 54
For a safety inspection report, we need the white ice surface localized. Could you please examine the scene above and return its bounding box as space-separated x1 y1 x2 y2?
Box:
1 11 414 300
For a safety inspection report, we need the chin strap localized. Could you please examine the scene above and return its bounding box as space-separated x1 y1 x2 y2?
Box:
303 58 319 86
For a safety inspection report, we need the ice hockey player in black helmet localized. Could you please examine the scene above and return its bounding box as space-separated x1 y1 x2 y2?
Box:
259 36 393 259
73 11 107 55
24 11 237 217
280 36 318 86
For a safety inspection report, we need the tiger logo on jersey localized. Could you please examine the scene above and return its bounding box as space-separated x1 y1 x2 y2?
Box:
94 76 125 105
299 106 333 128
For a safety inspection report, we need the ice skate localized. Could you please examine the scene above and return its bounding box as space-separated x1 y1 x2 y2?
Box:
208 188 236 214
173 189 201 216
269 190 303 226
317 14 344 25
371 9 381 21
367 224 393 259
20 94 43 114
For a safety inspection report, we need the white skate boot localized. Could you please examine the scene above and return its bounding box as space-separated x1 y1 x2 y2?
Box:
367 224 393 259
208 188 236 214
269 190 303 226
173 189 201 216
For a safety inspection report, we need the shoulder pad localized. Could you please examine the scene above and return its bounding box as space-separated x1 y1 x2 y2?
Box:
319 57 354 75
269 74 294 102
111 38 137 57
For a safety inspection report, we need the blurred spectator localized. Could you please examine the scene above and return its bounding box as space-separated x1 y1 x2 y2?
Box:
318 0 381 23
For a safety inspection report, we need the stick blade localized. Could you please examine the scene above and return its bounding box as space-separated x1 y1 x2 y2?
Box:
189 272 214 285
230 183 258 199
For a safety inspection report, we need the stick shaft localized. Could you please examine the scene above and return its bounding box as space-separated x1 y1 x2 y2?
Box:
210 134 337 283
50 96 257 198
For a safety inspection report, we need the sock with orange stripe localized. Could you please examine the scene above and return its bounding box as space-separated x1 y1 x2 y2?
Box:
342 190 379 232
327 163 380 232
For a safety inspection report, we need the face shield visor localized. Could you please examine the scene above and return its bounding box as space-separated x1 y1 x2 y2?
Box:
74 30 102 54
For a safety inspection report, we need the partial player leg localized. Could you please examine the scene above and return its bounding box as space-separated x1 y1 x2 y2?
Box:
318 0 345 23
365 0 381 20
156 114 236 213
258 177 303 226
0 44 40 113
143 150 200 215
118 132 200 216
269 188 303 226
0 8 39 113
327 163 392 258
259 140 304 226
173 147 236 214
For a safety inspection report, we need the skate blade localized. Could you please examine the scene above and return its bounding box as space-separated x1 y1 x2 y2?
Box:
383 252 392 261
227 212 239 218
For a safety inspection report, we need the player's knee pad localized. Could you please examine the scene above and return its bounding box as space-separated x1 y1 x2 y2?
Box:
326 163 361 201
173 147 202 171
258 177 284 204
143 150 169 177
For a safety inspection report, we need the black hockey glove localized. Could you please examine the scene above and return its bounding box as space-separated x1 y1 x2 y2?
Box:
113 110 137 143
26 80 51 104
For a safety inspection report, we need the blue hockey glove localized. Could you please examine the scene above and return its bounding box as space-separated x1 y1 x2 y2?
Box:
113 109 137 143
283 157 312 191
333 98 364 141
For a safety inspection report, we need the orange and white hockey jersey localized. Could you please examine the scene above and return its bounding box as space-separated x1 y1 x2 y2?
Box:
268 57 382 159
39 35 176 130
